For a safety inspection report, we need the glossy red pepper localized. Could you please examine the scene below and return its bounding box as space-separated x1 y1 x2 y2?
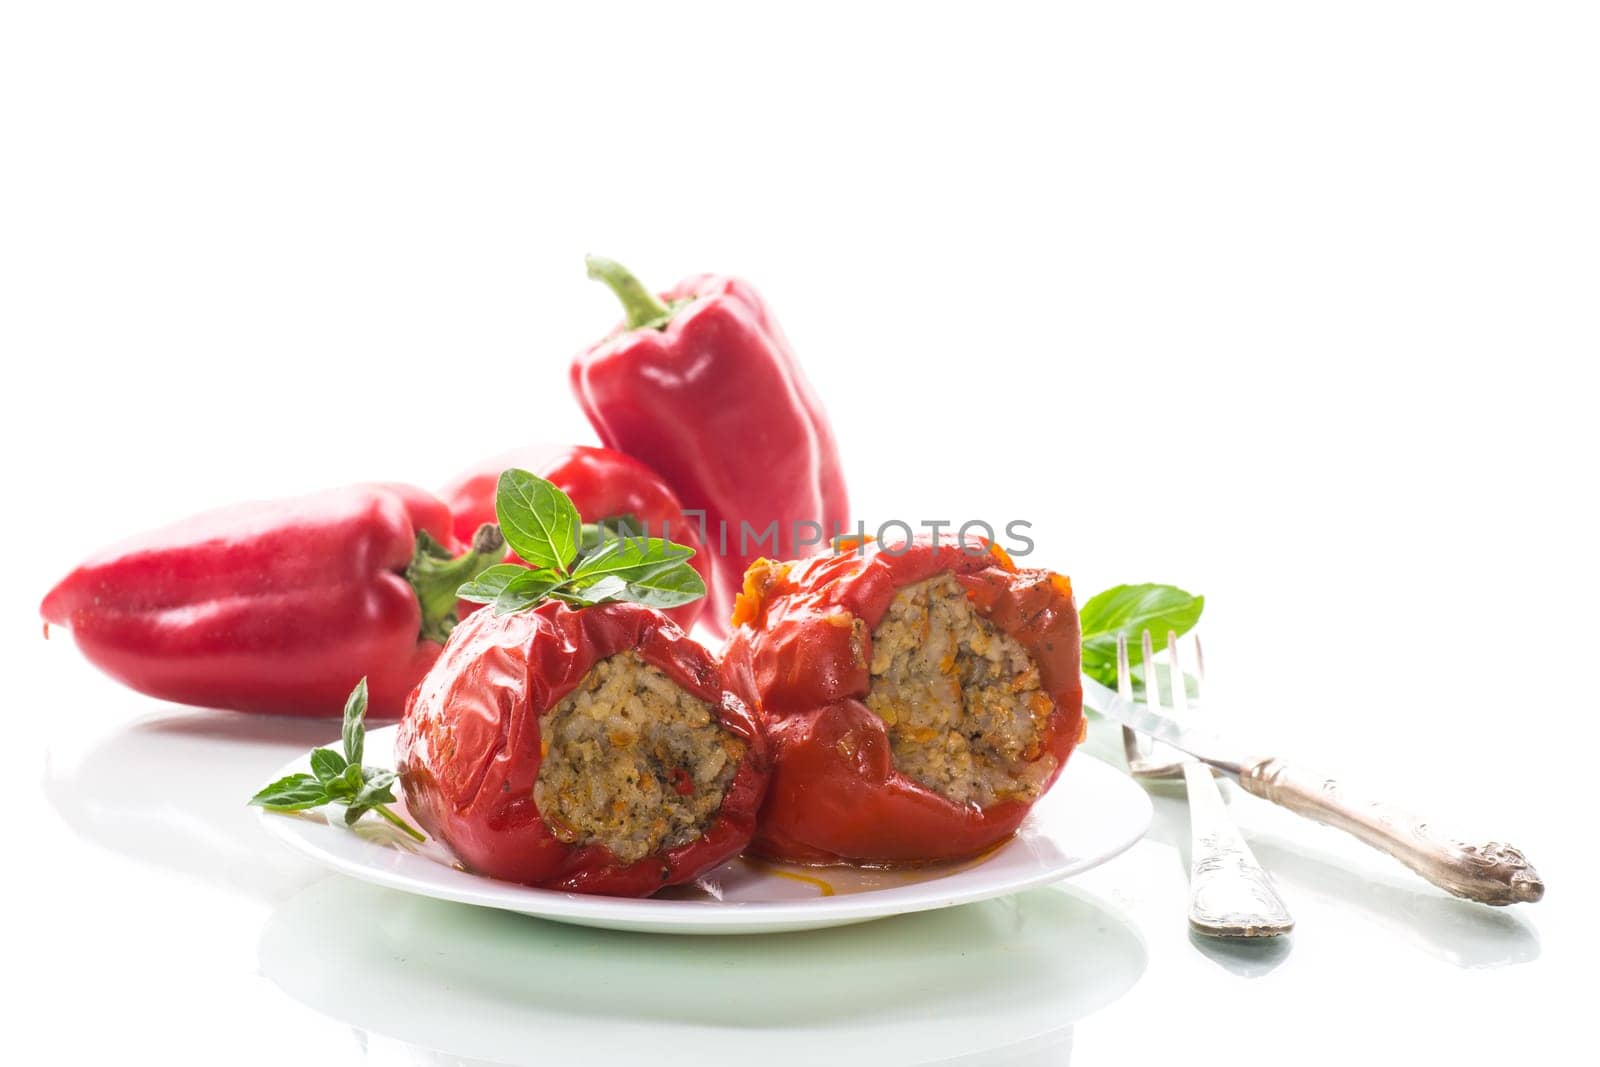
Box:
39 483 503 718
396 601 769 895
438 444 711 633
572 257 849 636
723 536 1083 865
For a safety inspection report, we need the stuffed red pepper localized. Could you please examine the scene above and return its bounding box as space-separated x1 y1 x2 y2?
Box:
723 535 1082 865
397 600 769 895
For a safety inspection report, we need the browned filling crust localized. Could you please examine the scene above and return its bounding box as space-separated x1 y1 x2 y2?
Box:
864 574 1054 807
534 652 744 864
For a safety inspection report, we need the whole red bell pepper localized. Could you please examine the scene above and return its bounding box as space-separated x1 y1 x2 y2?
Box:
40 483 504 718
572 257 849 636
397 600 769 895
723 535 1083 865
438 444 711 633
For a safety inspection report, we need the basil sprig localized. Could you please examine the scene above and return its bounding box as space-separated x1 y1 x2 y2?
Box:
1079 583 1205 697
457 469 705 616
248 679 426 842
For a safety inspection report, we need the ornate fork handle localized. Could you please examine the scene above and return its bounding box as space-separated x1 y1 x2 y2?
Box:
1236 757 1544 906
1184 762 1294 937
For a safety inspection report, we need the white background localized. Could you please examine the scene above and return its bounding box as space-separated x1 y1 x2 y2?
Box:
3 3 1596 1064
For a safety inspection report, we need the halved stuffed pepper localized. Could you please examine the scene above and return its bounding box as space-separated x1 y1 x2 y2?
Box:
398 600 768 895
723 535 1082 865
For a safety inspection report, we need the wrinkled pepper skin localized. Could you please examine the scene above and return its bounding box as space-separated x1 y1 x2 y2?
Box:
572 266 849 636
439 444 711 632
397 601 769 895
723 536 1082 865
40 484 465 718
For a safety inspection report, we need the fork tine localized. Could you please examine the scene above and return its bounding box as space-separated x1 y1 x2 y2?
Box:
1167 630 1187 717
1118 633 1144 772
1141 629 1160 708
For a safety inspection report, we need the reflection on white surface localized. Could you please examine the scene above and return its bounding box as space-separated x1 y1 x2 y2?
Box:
42 708 344 901
259 878 1148 1067
28 689 1562 1067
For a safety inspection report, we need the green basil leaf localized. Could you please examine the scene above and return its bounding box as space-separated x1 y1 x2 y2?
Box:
571 535 694 583
1078 584 1204 687
323 762 364 801
491 569 570 616
249 773 331 811
355 779 398 807
556 575 628 605
344 773 400 826
617 560 707 609
309 747 348 784
342 678 369 766
495 469 580 574
457 563 535 605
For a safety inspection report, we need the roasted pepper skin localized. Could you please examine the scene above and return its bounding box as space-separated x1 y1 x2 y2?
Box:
40 484 468 718
438 444 711 632
723 536 1082 865
572 266 849 636
397 601 769 895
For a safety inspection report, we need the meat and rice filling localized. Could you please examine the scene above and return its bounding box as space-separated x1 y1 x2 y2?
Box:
865 573 1054 807
535 651 745 864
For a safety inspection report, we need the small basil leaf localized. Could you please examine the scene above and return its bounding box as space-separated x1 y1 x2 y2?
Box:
566 575 629 604
323 762 364 801
457 563 534 604
309 747 348 784
344 774 401 826
548 588 602 608
491 569 569 616
355 780 398 807
249 773 332 811
495 469 581 574
342 678 369 766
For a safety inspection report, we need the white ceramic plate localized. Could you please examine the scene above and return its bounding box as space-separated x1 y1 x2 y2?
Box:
258 725 1151 934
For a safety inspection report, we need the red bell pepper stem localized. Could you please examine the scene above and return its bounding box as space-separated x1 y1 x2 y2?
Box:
585 255 677 330
406 522 505 644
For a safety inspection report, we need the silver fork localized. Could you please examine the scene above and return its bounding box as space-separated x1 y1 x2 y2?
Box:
1118 630 1295 938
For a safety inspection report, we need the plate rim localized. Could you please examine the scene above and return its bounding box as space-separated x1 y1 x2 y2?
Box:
258 725 1151 929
